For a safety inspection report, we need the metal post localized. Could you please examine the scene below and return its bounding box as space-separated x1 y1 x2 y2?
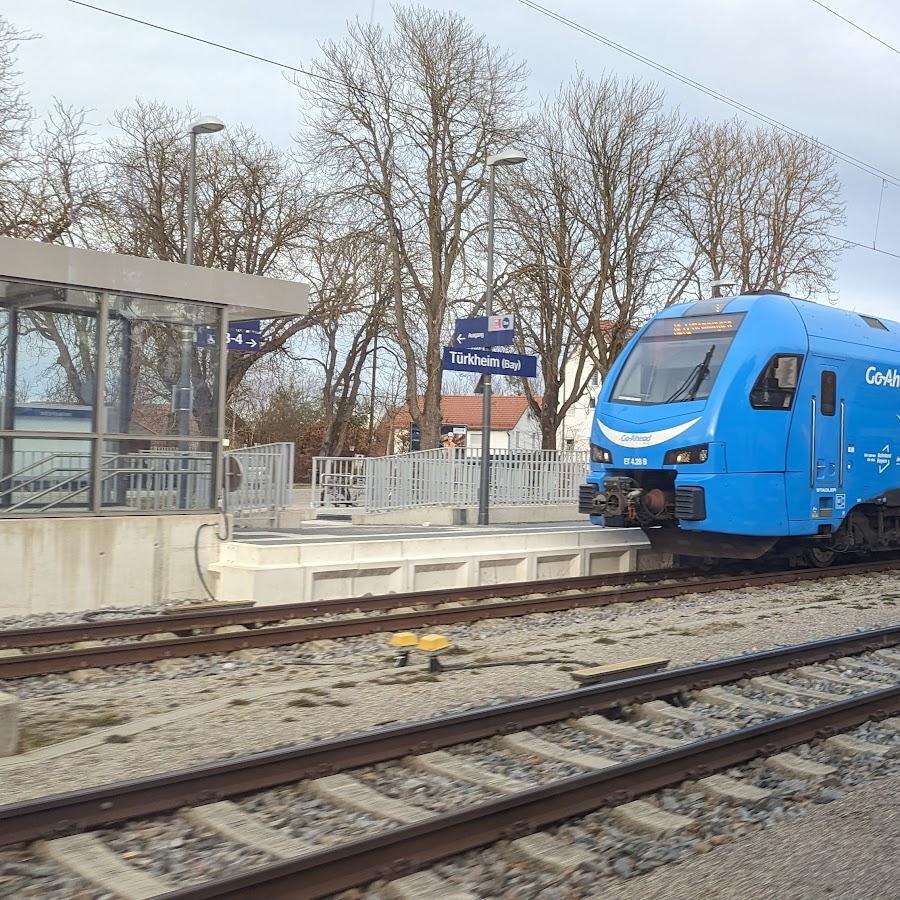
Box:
178 131 198 508
368 316 378 452
0 307 18 508
186 131 197 267
210 305 229 511
90 293 109 512
478 164 496 526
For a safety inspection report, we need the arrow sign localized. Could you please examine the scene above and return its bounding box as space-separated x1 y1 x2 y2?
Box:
225 330 261 351
452 315 515 349
195 326 263 352
442 346 537 378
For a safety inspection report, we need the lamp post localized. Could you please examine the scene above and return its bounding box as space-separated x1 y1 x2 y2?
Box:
180 117 225 507
186 116 225 267
478 149 527 526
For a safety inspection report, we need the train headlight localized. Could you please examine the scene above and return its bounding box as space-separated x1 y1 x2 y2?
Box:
590 443 613 464
664 444 709 465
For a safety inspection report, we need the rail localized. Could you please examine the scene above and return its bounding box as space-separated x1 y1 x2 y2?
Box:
5 619 900 846
3 557 899 678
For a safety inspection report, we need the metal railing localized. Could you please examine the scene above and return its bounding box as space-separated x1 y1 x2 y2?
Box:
0 448 213 514
311 448 589 512
225 441 295 526
310 456 369 509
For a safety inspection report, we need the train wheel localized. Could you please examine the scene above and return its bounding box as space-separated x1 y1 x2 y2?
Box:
804 545 836 568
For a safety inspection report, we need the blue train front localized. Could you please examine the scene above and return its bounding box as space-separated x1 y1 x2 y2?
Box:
580 292 900 564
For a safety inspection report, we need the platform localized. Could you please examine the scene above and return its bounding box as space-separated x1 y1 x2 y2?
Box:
210 522 657 604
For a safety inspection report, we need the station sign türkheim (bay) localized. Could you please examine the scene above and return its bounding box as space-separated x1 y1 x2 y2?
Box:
442 346 538 378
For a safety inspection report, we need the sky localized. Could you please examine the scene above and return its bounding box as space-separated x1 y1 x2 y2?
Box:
5 0 900 319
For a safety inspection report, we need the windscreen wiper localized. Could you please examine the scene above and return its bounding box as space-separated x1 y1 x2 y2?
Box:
663 362 703 403
663 344 716 404
685 344 716 401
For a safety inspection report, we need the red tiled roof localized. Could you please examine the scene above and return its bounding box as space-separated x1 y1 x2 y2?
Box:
393 395 537 431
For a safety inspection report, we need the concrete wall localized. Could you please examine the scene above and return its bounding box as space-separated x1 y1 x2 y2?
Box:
211 525 651 605
0 514 222 617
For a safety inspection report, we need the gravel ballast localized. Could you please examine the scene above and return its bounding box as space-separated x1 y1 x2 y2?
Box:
3 571 900 806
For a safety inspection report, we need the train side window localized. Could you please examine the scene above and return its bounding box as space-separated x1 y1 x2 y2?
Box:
821 370 837 416
750 354 802 410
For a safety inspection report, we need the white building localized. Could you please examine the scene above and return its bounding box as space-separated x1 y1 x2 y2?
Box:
558 357 601 451
391 395 542 452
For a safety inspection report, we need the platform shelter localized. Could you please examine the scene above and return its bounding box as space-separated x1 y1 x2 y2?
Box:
0 237 306 614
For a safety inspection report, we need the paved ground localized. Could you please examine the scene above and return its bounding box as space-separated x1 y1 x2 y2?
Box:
602 770 900 900
234 520 596 544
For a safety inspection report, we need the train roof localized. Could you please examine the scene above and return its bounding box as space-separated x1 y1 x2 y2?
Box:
660 292 900 350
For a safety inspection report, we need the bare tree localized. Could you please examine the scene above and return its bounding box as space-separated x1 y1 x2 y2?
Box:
290 222 390 456
562 73 690 377
91 101 315 415
300 6 526 448
677 121 844 297
500 113 597 448
0 20 94 244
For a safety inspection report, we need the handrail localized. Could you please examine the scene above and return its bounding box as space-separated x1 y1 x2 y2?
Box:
839 399 845 489
37 462 210 513
810 395 817 488
0 452 87 488
1 453 213 513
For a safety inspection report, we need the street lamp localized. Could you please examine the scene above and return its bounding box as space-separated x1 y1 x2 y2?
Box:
186 116 225 266
179 116 226 503
478 148 527 526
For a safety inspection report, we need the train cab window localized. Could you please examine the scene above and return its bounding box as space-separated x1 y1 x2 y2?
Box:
860 315 887 331
611 313 746 405
750 354 802 410
821 370 837 416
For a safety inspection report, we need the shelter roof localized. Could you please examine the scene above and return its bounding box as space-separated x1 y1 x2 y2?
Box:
0 236 307 320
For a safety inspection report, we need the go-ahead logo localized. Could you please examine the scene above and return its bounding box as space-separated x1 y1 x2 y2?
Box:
866 366 900 388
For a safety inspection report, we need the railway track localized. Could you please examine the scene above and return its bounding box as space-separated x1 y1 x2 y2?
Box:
6 623 900 898
2 558 899 680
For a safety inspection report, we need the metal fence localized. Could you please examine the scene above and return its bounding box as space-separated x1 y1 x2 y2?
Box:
311 448 588 512
310 455 369 509
0 448 213 514
226 441 295 526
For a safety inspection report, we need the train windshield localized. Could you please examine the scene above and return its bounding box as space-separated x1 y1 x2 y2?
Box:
611 313 746 405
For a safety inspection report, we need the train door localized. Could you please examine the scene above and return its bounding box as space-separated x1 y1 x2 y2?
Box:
810 359 843 521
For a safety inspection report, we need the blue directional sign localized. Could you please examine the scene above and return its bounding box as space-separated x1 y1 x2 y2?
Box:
442 346 537 378
230 319 261 333
452 315 515 349
195 325 263 352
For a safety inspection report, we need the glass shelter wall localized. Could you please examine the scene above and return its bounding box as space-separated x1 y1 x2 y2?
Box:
0 278 224 515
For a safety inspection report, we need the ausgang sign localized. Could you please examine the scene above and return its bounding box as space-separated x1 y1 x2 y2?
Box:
442 346 537 377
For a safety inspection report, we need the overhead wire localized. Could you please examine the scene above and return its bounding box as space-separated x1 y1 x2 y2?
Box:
62 0 900 264
808 0 900 59
67 0 900 189
513 0 900 188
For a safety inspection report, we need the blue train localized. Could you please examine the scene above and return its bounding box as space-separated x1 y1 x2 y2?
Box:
579 291 900 565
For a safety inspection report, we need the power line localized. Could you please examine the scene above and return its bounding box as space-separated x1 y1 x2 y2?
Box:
62 1 900 265
66 0 900 191
838 235 900 261
514 0 900 188
808 0 900 58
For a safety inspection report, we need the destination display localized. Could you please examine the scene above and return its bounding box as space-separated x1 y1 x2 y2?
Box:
646 313 746 339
